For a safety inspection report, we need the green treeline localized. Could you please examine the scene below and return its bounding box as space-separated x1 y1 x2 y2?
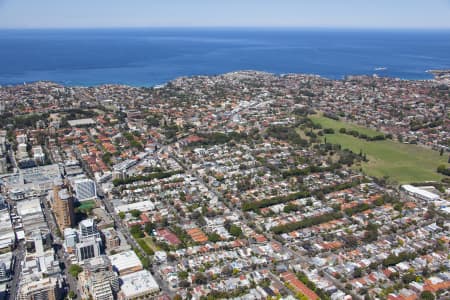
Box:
338 128 390 141
190 131 249 146
437 165 450 176
382 252 417 267
0 113 49 129
242 191 311 212
271 211 343 234
113 170 183 186
344 203 373 216
282 164 341 178
242 180 363 212
266 126 309 146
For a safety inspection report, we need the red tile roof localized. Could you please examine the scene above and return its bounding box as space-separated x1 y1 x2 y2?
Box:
280 272 319 300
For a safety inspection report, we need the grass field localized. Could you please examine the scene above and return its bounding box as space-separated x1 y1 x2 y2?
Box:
141 236 161 252
76 200 96 213
309 115 449 184
309 114 382 137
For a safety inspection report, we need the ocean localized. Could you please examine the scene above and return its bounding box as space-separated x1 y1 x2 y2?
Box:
0 28 450 86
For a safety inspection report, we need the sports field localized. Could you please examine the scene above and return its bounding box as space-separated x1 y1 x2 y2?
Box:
309 115 448 184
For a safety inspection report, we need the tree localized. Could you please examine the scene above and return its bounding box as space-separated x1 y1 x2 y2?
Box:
208 232 221 242
102 152 112 165
194 272 207 285
140 255 150 269
437 165 450 176
364 223 379 242
420 291 435 300
68 291 77 299
118 212 125 219
130 209 142 218
229 225 243 237
178 271 189 280
179 280 190 288
402 272 416 284
130 225 144 238
68 264 83 278
144 222 155 235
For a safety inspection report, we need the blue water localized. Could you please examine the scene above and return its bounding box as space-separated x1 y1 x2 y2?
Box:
0 28 450 86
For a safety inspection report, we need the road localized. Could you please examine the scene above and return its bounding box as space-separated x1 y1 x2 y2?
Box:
8 242 24 300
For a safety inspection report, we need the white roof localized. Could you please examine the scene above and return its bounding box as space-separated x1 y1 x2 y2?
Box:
114 200 155 213
17 198 42 216
79 218 95 228
67 118 96 127
108 250 142 273
120 269 159 297
16 230 25 240
402 185 440 201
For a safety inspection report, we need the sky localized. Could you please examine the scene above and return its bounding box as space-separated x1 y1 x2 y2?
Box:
0 0 450 29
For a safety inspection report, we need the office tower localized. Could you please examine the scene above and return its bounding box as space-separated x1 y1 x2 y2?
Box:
76 237 101 262
79 219 100 240
53 186 75 232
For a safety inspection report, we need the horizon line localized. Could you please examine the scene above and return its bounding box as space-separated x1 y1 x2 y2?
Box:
1 25 450 31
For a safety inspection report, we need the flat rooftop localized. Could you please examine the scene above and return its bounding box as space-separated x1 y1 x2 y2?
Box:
67 118 96 127
120 269 159 297
108 250 142 273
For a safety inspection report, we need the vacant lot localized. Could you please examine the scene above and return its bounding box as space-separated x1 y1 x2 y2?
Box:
309 115 448 184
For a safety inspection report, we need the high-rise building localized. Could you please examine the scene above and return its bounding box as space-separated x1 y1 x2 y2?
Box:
18 276 62 300
80 256 120 300
32 146 46 164
53 186 75 232
76 237 101 262
79 219 100 240
74 178 97 202
17 143 29 160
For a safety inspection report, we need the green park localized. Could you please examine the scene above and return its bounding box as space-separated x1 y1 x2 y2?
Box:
309 114 449 184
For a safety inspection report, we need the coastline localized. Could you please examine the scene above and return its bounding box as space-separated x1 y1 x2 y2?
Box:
0 28 449 87
0 70 442 88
